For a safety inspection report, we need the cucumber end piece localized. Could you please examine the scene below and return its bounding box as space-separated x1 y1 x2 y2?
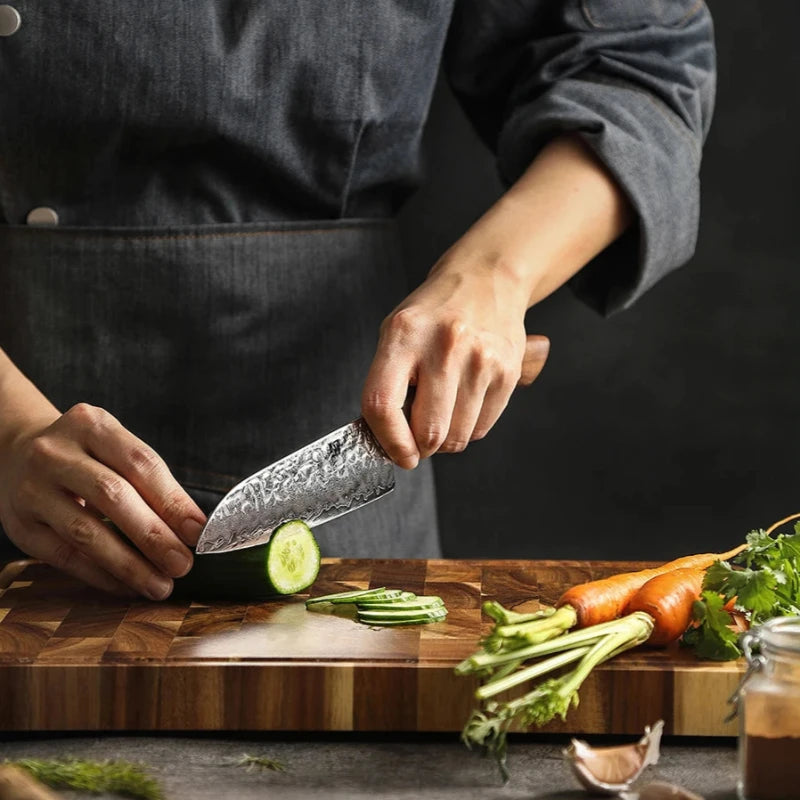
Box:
265 520 320 594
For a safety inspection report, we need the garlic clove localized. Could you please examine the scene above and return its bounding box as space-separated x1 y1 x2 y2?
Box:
563 719 664 795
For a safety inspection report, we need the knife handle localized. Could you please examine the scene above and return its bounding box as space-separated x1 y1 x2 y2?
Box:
519 334 550 386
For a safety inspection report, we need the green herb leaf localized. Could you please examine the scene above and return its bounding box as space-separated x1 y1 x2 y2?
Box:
681 592 741 660
703 559 778 613
229 754 286 773
738 529 772 566
729 568 777 617
781 532 800 562
703 561 742 600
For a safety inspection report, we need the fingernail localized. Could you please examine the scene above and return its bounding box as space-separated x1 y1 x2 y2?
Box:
181 518 204 546
164 549 193 578
397 455 419 470
145 574 173 601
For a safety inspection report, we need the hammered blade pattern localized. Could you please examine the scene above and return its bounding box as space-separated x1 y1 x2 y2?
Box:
195 419 395 554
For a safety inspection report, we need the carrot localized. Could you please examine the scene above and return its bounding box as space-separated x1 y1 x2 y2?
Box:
470 543 751 652
459 543 751 776
623 567 705 645
557 543 747 629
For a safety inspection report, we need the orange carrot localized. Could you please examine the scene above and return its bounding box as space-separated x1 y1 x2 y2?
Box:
557 544 747 629
620 515 800 646
624 567 705 645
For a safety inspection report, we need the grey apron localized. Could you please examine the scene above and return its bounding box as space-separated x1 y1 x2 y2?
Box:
0 3 442 558
0 221 440 558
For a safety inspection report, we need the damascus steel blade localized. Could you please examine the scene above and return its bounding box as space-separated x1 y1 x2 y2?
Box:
195 418 395 554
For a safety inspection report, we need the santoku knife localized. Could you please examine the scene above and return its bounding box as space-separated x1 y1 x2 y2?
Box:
194 417 394 555
195 334 551 555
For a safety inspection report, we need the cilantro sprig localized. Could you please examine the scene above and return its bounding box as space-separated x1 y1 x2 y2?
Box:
682 517 800 660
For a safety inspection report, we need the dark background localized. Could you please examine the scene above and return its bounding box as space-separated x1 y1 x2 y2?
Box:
399 1 800 561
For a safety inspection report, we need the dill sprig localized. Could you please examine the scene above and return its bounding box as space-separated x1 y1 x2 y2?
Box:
6 757 163 800
228 753 287 773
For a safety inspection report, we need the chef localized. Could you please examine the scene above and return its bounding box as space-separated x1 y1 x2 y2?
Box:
0 2 715 600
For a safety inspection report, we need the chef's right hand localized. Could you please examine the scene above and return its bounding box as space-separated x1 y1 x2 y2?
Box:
0 403 207 600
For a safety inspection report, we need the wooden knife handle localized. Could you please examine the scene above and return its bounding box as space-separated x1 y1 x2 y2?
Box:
518 334 550 386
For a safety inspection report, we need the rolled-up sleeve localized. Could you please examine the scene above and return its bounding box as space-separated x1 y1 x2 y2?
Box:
443 0 716 315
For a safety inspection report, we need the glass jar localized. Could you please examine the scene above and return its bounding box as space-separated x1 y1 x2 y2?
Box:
737 616 800 800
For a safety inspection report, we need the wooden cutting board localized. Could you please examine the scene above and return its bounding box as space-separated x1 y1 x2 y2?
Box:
0 557 744 734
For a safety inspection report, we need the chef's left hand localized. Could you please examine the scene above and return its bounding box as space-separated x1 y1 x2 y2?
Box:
361 256 549 469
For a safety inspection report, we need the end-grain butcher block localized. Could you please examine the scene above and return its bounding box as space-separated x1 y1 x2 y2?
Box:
0 558 744 734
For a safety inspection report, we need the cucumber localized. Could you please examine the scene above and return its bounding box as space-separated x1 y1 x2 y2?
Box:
265 520 321 594
174 519 320 600
353 592 417 607
305 587 391 606
327 589 405 604
357 606 448 624
356 596 444 612
360 616 447 627
305 585 449 627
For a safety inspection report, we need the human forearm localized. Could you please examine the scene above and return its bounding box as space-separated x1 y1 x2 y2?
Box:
0 348 60 450
431 133 634 310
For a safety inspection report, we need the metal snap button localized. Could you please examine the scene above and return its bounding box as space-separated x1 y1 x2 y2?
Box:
0 5 21 37
26 207 60 225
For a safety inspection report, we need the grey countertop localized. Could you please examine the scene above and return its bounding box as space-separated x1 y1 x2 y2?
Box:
0 733 739 800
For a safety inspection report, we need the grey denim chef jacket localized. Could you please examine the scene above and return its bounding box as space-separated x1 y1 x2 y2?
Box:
0 1 715 558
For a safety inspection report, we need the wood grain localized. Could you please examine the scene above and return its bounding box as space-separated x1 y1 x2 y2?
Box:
0 558 744 734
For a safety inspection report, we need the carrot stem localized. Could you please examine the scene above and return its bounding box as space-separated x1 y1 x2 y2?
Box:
502 613 653 722
483 605 577 647
465 615 639 671
461 612 655 781
495 607 574 639
482 600 556 626
480 605 577 653
765 512 800 537
476 646 592 700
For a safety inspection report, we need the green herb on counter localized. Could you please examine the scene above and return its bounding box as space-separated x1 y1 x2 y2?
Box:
228 754 286 773
683 513 800 660
6 758 163 800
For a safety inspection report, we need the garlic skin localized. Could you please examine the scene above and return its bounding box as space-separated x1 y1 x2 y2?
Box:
563 719 665 795
626 781 704 800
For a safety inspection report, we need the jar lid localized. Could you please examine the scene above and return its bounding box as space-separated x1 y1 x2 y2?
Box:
749 616 800 655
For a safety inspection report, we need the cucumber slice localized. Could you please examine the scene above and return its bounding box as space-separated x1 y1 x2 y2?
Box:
358 607 448 623
353 592 418 607
174 519 320 600
306 587 390 606
328 589 404 605
361 616 446 627
265 520 321 594
305 585 448 628
356 596 444 612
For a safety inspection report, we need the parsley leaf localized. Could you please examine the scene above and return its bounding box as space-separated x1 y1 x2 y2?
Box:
689 518 800 660
681 592 741 661
704 562 778 618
